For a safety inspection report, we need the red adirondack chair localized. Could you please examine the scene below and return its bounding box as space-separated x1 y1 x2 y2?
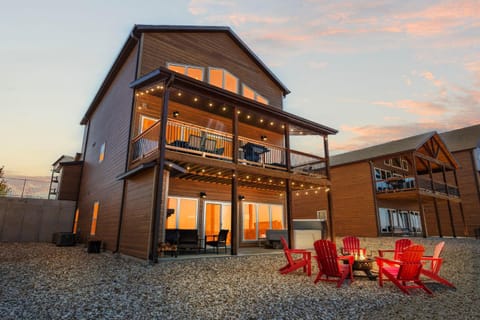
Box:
313 239 354 287
420 241 455 288
342 236 366 256
376 244 433 295
279 236 311 276
378 238 413 260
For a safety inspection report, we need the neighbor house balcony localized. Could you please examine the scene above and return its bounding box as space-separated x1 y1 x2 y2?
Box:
131 118 326 178
375 176 460 199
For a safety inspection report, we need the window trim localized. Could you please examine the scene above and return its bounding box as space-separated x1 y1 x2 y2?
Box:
241 83 269 105
241 202 284 242
139 115 159 134
99 142 106 163
167 62 205 81
166 196 199 229
90 201 100 236
208 67 239 93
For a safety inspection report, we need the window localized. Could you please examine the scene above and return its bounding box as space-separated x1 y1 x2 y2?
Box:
139 115 158 134
242 84 255 99
391 157 402 169
242 84 269 105
166 197 198 229
208 68 238 93
401 159 409 171
99 142 106 163
73 208 79 234
242 202 284 241
167 63 204 81
90 201 99 236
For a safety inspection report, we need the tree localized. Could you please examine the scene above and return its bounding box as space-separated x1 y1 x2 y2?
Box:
0 166 10 196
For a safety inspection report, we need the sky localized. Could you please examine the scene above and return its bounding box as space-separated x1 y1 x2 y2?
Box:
1 0 479 178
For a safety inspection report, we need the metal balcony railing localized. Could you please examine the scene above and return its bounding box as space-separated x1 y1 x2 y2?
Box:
375 176 459 198
131 119 327 176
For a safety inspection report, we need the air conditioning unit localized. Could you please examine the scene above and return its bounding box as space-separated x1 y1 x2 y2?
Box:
55 232 75 246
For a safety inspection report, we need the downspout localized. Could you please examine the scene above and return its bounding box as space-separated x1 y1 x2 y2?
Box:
114 31 142 254
73 120 90 239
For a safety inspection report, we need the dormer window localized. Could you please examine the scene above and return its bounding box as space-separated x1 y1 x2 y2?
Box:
208 67 238 93
167 63 204 81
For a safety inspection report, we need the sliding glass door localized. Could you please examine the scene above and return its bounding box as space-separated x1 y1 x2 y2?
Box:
204 202 231 244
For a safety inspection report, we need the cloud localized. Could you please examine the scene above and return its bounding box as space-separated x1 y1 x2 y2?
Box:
373 99 447 116
465 60 480 86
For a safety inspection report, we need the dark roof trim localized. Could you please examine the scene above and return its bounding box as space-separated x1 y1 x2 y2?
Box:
116 160 187 180
81 30 139 125
59 160 84 167
130 67 338 135
81 24 291 125
133 25 290 95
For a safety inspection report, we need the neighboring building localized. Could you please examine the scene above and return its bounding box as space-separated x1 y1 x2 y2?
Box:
48 154 82 201
440 124 480 237
328 131 465 238
73 25 337 261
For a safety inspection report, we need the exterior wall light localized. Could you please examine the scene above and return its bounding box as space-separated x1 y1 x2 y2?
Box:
238 195 245 201
173 111 180 117
260 135 267 141
200 192 207 198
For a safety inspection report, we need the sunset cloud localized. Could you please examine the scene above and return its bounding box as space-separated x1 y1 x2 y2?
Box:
373 99 447 116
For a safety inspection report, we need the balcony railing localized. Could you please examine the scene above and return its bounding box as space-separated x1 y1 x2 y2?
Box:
131 119 326 176
375 176 459 198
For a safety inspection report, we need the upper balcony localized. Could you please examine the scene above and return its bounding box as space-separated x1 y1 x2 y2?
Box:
375 176 460 200
131 118 327 177
127 67 337 186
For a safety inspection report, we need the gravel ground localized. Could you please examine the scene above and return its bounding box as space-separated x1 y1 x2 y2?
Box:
0 237 478 320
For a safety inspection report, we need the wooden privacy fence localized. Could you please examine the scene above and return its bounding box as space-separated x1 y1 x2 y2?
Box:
0 197 75 242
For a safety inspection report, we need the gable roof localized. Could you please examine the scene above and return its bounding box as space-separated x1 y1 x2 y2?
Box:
439 124 480 152
330 131 436 167
81 25 289 124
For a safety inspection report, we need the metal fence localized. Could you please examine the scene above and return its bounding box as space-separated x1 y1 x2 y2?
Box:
1 176 50 199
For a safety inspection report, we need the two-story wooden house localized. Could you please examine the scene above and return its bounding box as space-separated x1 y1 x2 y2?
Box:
440 124 480 237
74 25 337 261
327 131 465 238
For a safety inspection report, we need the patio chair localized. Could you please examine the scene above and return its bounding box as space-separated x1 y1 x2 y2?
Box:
376 244 432 295
378 238 413 260
187 135 203 151
420 241 455 288
279 236 311 276
341 236 366 257
313 239 354 287
205 229 229 254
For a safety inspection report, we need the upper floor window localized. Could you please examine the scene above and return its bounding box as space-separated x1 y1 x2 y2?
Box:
208 68 238 93
242 84 269 105
139 115 158 134
99 142 106 163
384 157 408 171
167 63 204 81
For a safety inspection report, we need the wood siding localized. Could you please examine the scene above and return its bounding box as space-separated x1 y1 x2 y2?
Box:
76 45 138 250
119 168 155 259
57 164 82 201
330 162 378 237
140 32 284 108
291 192 328 219
452 150 480 236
